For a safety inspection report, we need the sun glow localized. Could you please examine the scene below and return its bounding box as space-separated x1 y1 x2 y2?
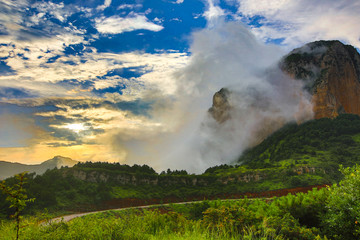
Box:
63 123 88 133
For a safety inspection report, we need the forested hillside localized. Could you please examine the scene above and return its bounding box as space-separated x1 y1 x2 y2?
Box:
239 114 360 171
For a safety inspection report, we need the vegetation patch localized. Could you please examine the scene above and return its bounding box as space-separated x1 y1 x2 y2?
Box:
3 164 360 239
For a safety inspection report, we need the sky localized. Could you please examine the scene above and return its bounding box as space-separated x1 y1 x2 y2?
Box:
0 0 360 172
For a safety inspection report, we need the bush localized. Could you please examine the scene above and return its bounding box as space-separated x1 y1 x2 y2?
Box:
273 188 329 228
322 165 360 239
188 201 210 220
201 206 259 236
263 213 321 240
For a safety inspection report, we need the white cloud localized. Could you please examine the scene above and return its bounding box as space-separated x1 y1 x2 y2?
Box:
33 1 68 22
0 0 30 35
117 4 142 10
153 17 163 24
97 0 112 10
0 0 89 65
236 0 360 49
95 15 164 34
0 46 189 98
203 0 225 21
0 0 187 100
238 0 290 16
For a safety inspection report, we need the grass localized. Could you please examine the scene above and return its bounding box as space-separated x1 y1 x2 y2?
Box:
0 193 330 240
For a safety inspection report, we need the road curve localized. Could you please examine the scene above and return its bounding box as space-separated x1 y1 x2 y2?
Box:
48 184 328 224
48 199 242 224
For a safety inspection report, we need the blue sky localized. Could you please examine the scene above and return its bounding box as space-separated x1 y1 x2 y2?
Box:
0 0 360 168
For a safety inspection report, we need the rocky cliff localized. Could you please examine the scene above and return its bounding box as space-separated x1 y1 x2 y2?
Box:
210 40 360 121
208 88 232 123
280 40 360 119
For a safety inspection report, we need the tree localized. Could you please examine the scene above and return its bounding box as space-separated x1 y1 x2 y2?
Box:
0 172 35 240
323 165 360 239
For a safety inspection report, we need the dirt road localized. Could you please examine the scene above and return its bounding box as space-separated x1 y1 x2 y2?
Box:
48 200 234 224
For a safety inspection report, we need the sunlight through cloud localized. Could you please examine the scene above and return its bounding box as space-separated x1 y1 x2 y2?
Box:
63 123 88 133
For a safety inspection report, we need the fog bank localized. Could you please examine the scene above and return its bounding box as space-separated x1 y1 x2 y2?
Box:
120 21 313 173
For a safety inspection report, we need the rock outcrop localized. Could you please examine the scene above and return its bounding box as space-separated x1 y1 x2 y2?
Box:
280 40 360 119
208 88 231 123
210 40 360 122
61 169 215 186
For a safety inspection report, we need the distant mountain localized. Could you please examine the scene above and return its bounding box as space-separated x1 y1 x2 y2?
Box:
0 156 78 180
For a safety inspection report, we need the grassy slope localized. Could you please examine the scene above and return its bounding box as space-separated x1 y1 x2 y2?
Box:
0 187 331 240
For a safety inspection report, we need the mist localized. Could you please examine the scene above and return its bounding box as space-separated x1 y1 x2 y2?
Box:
118 21 313 173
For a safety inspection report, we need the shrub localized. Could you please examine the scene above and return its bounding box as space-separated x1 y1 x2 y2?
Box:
188 201 210 220
201 206 259 236
322 165 360 239
273 188 329 228
263 213 321 240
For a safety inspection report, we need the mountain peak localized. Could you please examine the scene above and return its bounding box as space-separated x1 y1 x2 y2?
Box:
281 40 360 119
208 88 231 123
0 156 79 180
42 156 79 168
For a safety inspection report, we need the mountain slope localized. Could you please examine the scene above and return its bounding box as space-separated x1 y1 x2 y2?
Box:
237 114 360 173
0 156 78 180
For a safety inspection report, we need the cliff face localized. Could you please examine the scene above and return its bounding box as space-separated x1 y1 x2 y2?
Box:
281 40 360 119
208 88 288 146
62 169 215 186
62 168 272 186
210 40 360 121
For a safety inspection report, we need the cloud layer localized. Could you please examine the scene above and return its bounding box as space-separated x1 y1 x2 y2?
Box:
236 0 360 49
95 15 164 34
108 21 313 173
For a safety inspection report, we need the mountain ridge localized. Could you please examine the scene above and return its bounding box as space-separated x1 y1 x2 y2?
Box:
0 155 78 180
